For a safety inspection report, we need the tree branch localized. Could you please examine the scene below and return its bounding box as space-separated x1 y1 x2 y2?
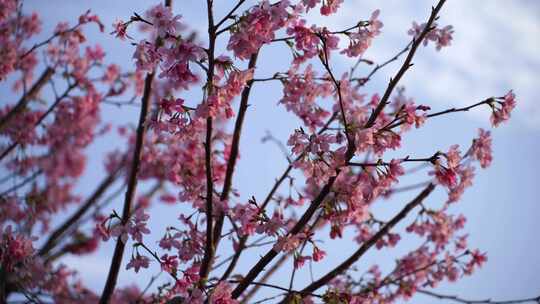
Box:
297 183 435 295
0 81 78 161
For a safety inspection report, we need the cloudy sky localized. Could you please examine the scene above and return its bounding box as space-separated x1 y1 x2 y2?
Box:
7 0 540 303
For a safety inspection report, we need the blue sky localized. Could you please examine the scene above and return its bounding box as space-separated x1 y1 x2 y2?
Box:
4 0 540 302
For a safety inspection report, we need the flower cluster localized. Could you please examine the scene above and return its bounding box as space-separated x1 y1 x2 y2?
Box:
227 0 292 59
0 1 521 303
341 10 383 57
408 21 454 50
98 209 150 244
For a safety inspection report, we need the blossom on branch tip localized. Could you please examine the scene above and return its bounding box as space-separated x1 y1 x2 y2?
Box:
408 21 454 51
491 90 516 127
126 253 150 273
227 0 291 59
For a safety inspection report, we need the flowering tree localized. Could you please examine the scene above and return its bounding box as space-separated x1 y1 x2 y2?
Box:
0 0 535 304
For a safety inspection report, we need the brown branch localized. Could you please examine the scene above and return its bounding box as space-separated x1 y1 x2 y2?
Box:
417 289 540 304
199 0 217 282
0 67 54 133
347 152 441 168
228 280 322 297
231 2 445 298
98 70 155 304
384 97 494 130
230 113 348 298
297 183 435 295
212 53 259 280
38 163 124 257
364 0 446 129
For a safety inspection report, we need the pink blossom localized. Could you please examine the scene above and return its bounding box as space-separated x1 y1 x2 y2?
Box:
111 20 129 40
294 255 311 269
320 0 344 16
445 144 462 169
210 282 238 304
470 128 493 168
274 234 304 252
408 21 453 51
85 45 105 62
436 25 454 50
126 254 150 273
110 223 129 244
160 254 178 274
312 246 326 262
432 166 458 188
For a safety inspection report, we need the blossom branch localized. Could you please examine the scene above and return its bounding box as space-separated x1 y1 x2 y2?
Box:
297 183 436 295
364 0 446 129
38 162 124 257
347 152 441 168
417 289 540 304
212 52 259 276
99 58 157 304
354 41 413 87
229 112 337 298
232 2 445 297
317 32 354 147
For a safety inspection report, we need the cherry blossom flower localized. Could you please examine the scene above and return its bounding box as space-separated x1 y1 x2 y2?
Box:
126 253 150 273
341 10 383 57
227 0 291 59
470 128 493 168
210 282 238 304
160 254 178 274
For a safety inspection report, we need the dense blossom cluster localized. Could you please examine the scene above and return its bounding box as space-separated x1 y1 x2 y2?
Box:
0 0 521 303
